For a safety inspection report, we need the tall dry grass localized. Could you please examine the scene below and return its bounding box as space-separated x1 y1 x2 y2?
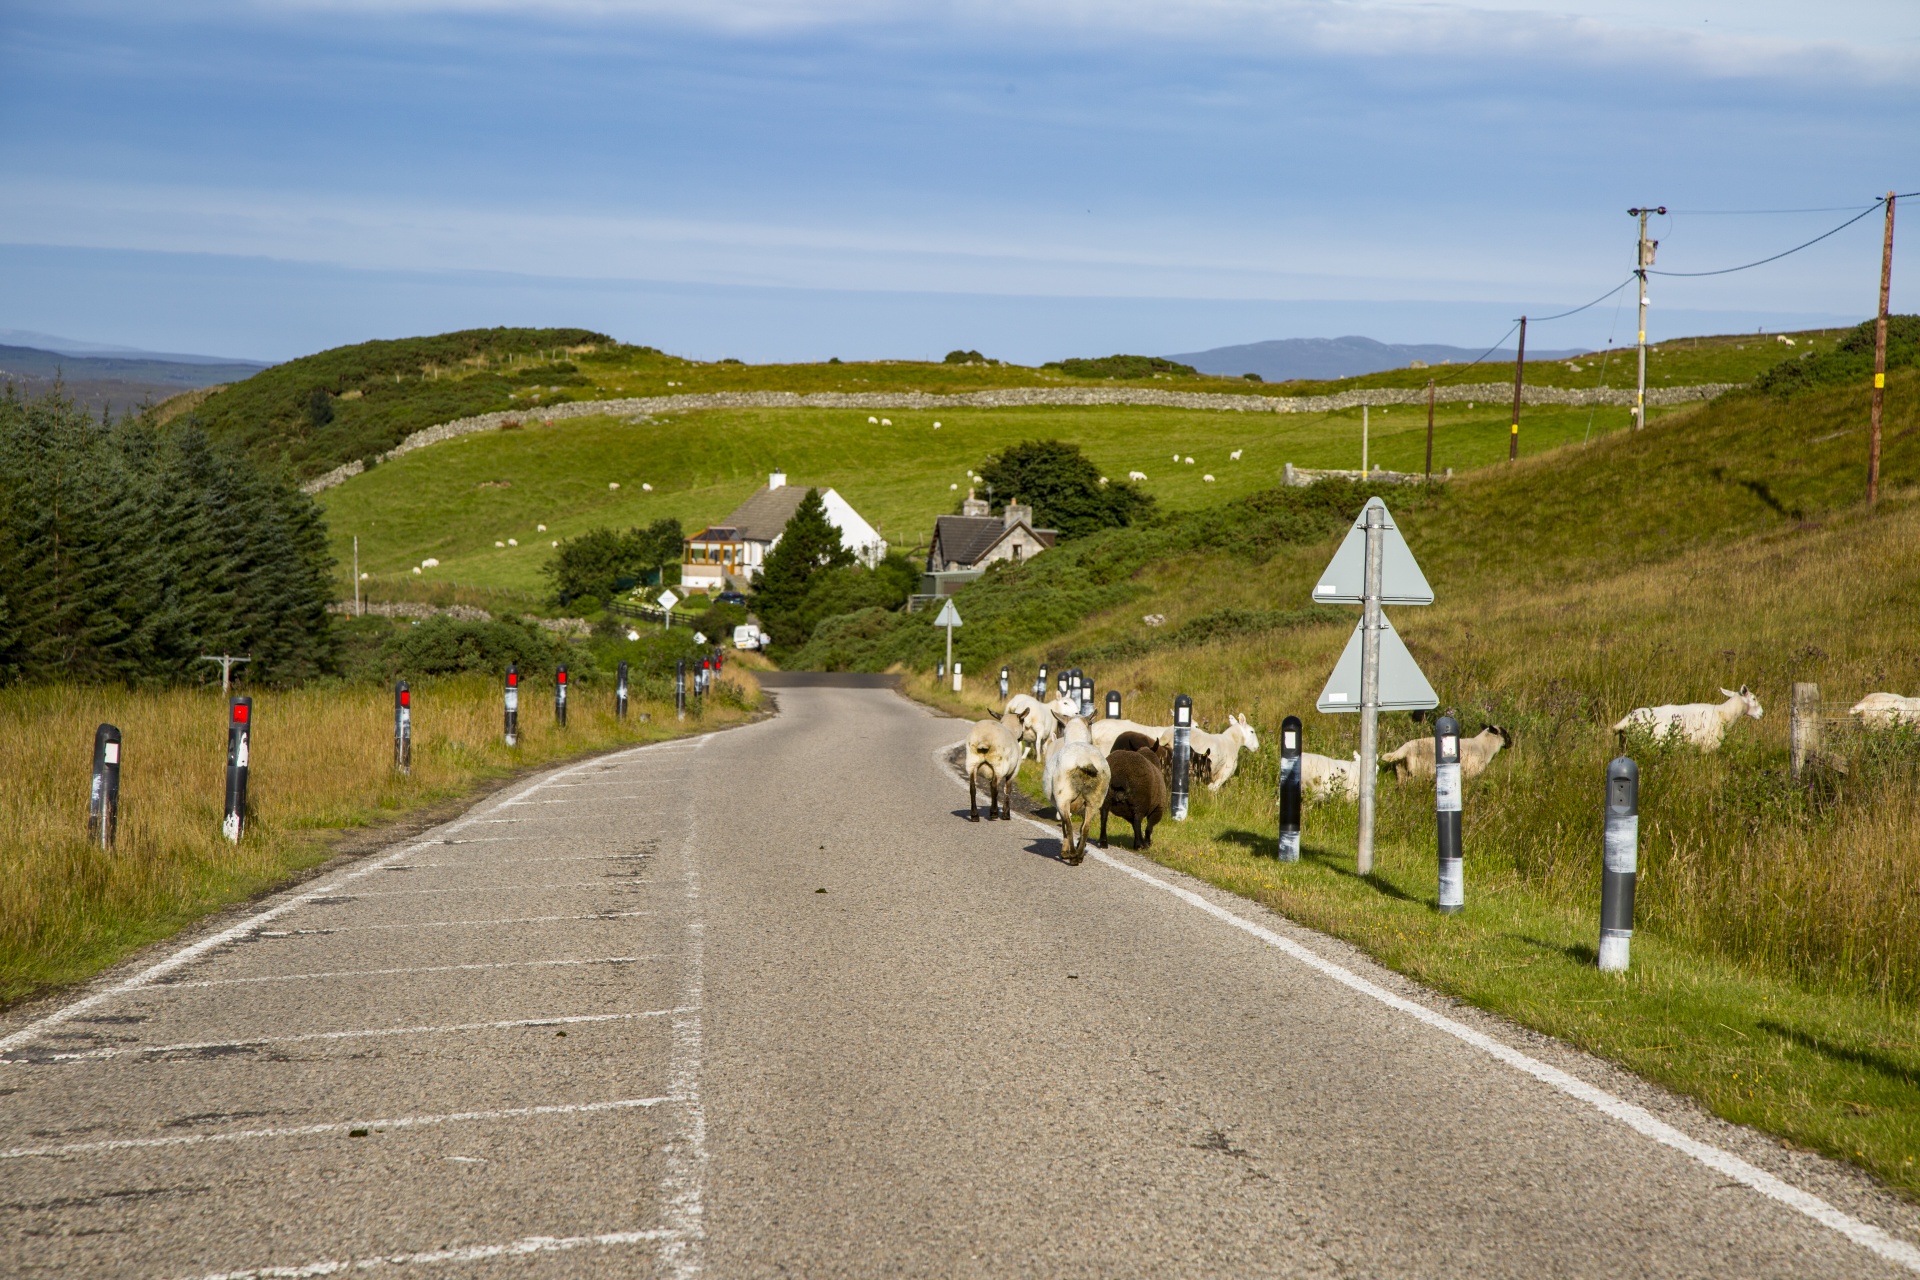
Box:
0 671 755 1004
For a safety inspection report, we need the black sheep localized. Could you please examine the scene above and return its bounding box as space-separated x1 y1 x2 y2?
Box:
1100 747 1169 850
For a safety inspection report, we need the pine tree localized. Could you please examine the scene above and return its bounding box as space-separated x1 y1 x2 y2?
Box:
750 488 853 648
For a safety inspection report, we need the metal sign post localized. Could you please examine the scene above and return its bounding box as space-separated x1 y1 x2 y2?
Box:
1277 715 1302 862
1170 695 1194 821
504 665 520 746
933 598 963 678
1434 714 1463 912
1601 759 1640 971
394 681 412 775
89 723 122 850
1314 497 1438 875
657 588 680 633
223 697 252 843
616 660 630 721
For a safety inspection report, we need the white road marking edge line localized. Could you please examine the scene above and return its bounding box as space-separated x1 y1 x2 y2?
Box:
182 1229 679 1280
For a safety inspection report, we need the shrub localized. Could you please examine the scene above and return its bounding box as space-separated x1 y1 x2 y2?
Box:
975 439 1155 540
1043 354 1197 379
381 615 575 679
1754 315 1919 397
543 519 684 606
945 349 988 364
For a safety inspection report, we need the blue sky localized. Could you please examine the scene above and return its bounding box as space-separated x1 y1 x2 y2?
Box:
1 1 1915 363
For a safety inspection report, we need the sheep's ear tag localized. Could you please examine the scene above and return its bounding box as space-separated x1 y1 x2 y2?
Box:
1311 497 1434 605
1316 614 1439 713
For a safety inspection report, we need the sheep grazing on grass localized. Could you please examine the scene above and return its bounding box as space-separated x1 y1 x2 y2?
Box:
1230 449 1243 461
1185 714 1259 790
1100 746 1168 849
1381 725 1510 782
1129 470 1148 481
1090 717 1169 754
965 713 1022 821
1851 693 1920 727
1046 740 1110 866
1613 686 1762 751
1298 751 1360 799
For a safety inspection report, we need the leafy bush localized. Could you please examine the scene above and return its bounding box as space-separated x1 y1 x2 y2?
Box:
543 519 684 606
945 349 988 364
976 439 1154 540
0 391 337 685
381 615 575 679
1754 316 1919 397
1043 354 1197 379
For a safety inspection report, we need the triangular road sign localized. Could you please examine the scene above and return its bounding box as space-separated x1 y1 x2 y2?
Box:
1316 614 1439 713
1311 497 1434 605
933 599 963 627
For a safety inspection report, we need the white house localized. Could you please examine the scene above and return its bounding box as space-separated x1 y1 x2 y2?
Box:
682 471 888 593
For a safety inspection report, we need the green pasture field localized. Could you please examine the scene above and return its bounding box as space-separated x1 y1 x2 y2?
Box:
319 398 1682 600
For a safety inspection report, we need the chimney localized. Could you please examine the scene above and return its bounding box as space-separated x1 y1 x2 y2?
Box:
768 471 786 490
961 488 990 517
1003 498 1032 529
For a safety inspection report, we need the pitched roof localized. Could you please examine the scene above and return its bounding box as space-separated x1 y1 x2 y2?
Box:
930 515 1007 567
722 485 810 543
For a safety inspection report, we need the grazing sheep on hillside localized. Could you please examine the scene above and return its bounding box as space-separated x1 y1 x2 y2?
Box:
965 713 1022 822
1129 470 1148 481
1851 693 1920 727
1230 449 1242 461
1381 725 1510 782
1100 747 1168 850
1185 715 1259 790
1298 751 1360 800
1046 741 1110 866
1613 686 1762 751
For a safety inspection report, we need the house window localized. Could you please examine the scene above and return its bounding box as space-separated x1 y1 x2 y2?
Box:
1011 543 1023 560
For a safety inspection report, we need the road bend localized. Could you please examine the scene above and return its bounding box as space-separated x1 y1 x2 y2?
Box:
2 676 1918 1278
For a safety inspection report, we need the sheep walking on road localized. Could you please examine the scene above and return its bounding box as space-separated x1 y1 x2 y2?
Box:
1100 746 1168 850
1851 693 1920 727
1613 686 1762 751
1186 714 1259 791
965 713 1022 822
1002 694 1059 757
1381 725 1510 782
1299 751 1360 800
1047 740 1111 866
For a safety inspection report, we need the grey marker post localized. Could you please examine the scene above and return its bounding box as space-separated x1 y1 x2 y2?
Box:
222 696 252 844
1600 757 1639 971
1170 694 1193 821
89 723 122 850
1277 715 1302 862
1434 714 1464 913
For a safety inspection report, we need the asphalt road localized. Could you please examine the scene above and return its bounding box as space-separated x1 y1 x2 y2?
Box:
3 682 1919 1278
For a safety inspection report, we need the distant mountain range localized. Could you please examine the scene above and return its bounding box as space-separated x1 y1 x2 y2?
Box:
0 338 270 416
1167 335 1587 382
0 330 269 366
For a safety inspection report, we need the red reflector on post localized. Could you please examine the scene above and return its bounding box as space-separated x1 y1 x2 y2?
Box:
400 691 411 707
508 673 518 686
233 704 250 724
558 672 567 684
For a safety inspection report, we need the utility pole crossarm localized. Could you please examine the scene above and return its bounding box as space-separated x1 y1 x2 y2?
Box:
199 654 253 694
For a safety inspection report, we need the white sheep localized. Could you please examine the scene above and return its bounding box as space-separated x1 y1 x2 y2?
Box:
1184 456 1195 464
1046 739 1111 866
1186 714 1259 790
1090 717 1169 754
1202 474 1215 482
1851 693 1920 727
1128 470 1148 481
1040 715 1093 800
1002 694 1059 757
965 713 1022 821
1298 751 1361 799
1613 686 1762 751
1381 725 1510 782
1230 449 1242 461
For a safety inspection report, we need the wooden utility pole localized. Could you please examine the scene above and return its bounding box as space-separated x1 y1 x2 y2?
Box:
1508 316 1527 461
199 654 252 694
1628 206 1665 429
1424 379 1435 479
1870 192 1897 506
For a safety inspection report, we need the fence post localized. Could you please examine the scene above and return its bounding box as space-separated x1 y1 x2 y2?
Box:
394 681 412 774
504 665 519 746
1170 695 1193 821
89 723 122 850
1791 682 1821 781
1277 715 1302 862
616 660 630 721
554 666 568 727
1600 757 1640 972
1434 714 1464 913
223 696 252 843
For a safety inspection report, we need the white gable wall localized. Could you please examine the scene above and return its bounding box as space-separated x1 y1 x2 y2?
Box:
819 488 889 566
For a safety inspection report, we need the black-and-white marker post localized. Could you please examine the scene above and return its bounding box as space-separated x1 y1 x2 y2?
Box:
1034 664 1048 698
504 665 520 746
89 723 122 850
952 661 963 694
1106 690 1121 720
1277 715 1302 862
616 660 630 720
554 666 568 727
675 658 687 721
999 666 1010 701
1171 694 1194 821
1601 757 1639 972
394 681 412 774
1078 675 1094 720
1434 714 1463 913
223 696 252 844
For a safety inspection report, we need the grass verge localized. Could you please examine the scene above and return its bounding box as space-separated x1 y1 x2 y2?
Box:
0 670 759 1007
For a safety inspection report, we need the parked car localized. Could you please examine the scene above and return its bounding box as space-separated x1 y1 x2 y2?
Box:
717 590 748 607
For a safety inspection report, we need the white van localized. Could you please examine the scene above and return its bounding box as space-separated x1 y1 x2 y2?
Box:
732 624 765 651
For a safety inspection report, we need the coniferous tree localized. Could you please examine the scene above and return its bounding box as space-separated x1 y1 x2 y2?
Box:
750 489 854 649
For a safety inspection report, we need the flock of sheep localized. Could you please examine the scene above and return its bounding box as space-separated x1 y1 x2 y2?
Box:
959 678 1919 860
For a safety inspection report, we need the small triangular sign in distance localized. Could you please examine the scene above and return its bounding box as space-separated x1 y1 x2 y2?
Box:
1316 615 1439 713
1311 496 1434 606
933 599 963 627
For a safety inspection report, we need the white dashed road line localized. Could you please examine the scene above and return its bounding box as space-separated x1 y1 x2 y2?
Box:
183 1229 679 1280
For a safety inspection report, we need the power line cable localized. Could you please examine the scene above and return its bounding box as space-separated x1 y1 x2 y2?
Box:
1649 198 1888 278
1526 275 1637 324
